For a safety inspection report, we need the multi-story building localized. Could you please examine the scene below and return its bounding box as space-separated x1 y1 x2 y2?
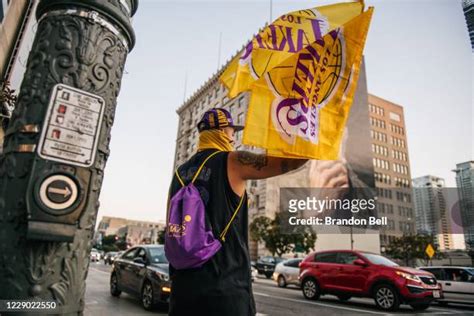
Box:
463 0 474 50
368 94 415 247
117 224 162 246
174 69 252 167
453 161 474 250
412 175 454 250
0 0 38 143
96 216 165 242
0 0 35 82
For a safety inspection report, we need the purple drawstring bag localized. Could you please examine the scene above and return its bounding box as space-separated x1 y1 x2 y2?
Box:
164 151 244 270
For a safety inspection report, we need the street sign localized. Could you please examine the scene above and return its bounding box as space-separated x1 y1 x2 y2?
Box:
425 243 435 259
39 174 79 211
37 84 105 167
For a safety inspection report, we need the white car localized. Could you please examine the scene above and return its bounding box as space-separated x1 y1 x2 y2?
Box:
272 258 302 288
251 266 258 282
418 266 474 305
90 250 101 262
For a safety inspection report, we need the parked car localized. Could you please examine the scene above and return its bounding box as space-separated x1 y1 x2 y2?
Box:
251 266 258 282
110 245 171 310
299 250 442 311
273 258 302 288
90 249 101 262
418 266 474 306
256 256 284 279
104 252 118 265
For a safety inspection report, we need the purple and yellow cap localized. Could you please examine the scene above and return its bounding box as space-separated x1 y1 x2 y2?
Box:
197 108 244 132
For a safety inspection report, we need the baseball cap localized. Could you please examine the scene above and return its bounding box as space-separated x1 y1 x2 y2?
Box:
197 108 244 132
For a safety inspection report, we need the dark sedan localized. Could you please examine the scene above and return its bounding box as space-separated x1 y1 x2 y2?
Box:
110 245 171 310
104 251 118 265
256 256 284 279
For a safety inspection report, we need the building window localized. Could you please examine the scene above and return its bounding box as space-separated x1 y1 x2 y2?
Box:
236 130 242 141
389 112 401 122
238 96 244 108
238 112 244 124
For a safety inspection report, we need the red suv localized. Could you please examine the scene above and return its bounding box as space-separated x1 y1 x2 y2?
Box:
299 250 442 311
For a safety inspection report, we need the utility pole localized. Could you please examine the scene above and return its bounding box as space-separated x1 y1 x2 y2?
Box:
0 0 137 314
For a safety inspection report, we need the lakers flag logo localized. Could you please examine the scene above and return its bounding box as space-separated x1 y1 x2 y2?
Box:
220 1 373 160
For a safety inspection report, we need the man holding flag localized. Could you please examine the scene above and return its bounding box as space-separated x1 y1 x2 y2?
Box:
167 108 307 315
167 1 373 314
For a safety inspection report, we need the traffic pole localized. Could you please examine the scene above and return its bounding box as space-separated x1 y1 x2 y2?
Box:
0 0 137 314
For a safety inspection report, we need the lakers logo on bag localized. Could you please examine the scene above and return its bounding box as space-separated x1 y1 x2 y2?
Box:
167 214 192 238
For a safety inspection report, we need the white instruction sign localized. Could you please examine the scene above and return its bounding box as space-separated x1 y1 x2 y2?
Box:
38 84 105 167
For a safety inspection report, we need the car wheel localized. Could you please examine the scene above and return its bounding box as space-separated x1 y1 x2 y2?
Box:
110 273 121 297
265 272 273 279
277 275 287 288
141 281 155 311
373 284 400 311
410 303 430 311
337 294 351 302
302 278 320 300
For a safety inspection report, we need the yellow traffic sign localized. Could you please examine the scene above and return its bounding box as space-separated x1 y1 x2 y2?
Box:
425 244 435 259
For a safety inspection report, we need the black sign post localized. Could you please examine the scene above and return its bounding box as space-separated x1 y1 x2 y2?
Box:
0 0 138 312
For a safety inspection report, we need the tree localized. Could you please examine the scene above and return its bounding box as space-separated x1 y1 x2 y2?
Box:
102 234 119 246
385 235 441 266
157 228 166 244
466 240 474 267
116 234 128 250
250 213 316 257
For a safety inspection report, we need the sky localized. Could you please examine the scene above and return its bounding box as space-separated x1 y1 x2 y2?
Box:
91 0 472 224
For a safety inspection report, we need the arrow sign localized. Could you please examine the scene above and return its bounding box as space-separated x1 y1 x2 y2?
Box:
39 174 79 211
47 186 72 198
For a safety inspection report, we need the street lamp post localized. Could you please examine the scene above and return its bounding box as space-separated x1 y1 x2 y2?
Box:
0 0 137 314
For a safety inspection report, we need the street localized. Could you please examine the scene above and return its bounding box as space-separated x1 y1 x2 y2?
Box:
85 262 474 316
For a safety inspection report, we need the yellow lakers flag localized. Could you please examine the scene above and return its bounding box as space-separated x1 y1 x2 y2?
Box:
242 8 374 160
220 1 365 99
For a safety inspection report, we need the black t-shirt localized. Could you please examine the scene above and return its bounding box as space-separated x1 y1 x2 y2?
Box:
167 149 256 316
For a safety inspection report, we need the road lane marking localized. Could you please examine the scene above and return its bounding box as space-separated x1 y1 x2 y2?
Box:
254 291 270 297
89 267 111 275
253 282 469 315
427 307 468 314
253 292 388 315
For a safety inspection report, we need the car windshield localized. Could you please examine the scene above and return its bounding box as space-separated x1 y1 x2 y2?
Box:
362 253 399 267
466 268 474 275
148 247 168 264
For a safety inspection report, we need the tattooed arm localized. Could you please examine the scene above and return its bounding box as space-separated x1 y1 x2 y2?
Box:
228 151 308 181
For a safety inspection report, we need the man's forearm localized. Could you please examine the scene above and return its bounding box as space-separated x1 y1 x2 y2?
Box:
232 151 308 180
